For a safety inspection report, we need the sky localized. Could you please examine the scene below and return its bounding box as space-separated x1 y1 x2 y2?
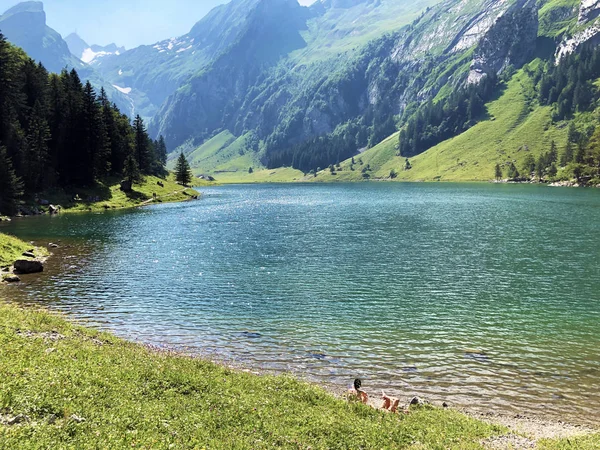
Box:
0 0 317 49
0 0 222 48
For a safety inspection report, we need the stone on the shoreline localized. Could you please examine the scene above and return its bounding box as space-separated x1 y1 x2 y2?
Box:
49 243 59 249
409 396 424 406
4 275 21 283
22 252 35 258
14 260 44 274
49 204 61 215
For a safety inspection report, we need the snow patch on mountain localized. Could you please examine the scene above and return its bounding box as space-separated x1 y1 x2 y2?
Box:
112 85 132 95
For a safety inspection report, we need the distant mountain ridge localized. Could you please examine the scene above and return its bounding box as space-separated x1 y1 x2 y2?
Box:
0 2 133 116
65 32 125 64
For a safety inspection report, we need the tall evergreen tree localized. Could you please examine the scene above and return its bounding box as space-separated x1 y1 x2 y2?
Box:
0 146 23 215
174 152 193 186
23 100 51 191
133 115 151 173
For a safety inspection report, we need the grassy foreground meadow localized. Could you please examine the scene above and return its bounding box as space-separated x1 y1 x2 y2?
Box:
0 300 597 448
0 303 504 449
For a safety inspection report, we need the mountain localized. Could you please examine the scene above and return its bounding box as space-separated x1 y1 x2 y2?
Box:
0 2 133 116
154 0 600 186
64 32 88 61
154 0 536 156
65 33 125 64
0 1 85 73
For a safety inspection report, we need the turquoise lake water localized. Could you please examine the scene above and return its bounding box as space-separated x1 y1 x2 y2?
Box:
2 183 599 424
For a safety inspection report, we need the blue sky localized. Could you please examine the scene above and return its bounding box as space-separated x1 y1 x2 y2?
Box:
0 0 228 48
0 0 316 49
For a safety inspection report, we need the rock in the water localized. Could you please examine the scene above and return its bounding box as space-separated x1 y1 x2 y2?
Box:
4 275 21 283
49 243 59 248
48 204 60 214
22 251 35 258
14 260 44 274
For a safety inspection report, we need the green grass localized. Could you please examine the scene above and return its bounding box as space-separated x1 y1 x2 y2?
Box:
214 167 305 184
0 234 47 269
169 131 267 178
0 303 511 449
538 434 600 449
36 175 200 214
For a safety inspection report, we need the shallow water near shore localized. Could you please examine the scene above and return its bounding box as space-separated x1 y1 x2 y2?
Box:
2 183 600 425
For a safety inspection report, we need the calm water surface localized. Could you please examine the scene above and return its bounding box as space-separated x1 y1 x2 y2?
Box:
2 183 599 424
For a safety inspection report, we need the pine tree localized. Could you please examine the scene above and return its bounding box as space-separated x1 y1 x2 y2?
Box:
494 163 503 180
133 115 150 173
0 146 23 215
156 135 168 166
123 153 141 184
24 100 51 191
174 152 193 186
561 141 574 166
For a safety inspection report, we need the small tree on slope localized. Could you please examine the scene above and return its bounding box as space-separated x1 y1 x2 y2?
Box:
175 152 193 186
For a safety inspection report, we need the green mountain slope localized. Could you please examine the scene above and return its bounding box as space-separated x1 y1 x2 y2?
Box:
313 66 568 182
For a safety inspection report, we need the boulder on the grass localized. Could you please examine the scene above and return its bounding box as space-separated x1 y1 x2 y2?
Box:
14 260 44 274
120 180 132 192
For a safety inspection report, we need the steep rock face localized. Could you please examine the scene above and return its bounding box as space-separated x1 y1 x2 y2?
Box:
468 0 538 84
579 0 600 24
94 0 306 120
157 0 525 155
0 1 83 73
557 0 600 61
153 0 311 148
65 32 89 59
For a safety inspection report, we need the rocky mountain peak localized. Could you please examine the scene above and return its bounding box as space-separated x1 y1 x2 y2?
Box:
1 1 46 33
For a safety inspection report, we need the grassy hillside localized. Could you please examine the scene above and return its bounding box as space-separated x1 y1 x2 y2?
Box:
168 131 305 183
292 0 441 64
313 66 569 182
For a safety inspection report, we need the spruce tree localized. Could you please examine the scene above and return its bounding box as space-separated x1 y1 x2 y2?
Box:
174 152 193 186
123 153 141 184
0 146 23 215
133 115 150 173
494 163 503 180
156 135 168 166
24 100 51 191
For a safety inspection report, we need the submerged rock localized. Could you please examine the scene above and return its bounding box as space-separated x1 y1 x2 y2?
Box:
14 260 44 274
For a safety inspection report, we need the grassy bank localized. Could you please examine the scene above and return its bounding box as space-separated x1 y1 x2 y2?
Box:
26 175 201 215
0 303 504 449
0 304 597 448
0 234 47 270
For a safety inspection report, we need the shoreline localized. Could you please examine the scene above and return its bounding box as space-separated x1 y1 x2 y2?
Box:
0 299 597 449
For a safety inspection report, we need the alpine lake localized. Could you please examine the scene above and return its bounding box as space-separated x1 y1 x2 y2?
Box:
2 183 599 425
